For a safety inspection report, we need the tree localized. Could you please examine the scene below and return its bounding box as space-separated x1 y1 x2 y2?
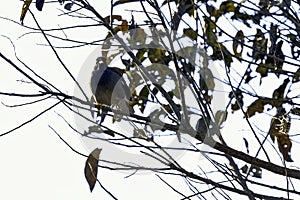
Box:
1 0 300 199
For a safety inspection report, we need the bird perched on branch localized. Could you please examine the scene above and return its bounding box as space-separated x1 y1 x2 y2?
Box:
90 57 133 123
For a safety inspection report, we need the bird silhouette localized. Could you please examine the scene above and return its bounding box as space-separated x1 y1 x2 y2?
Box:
90 57 132 123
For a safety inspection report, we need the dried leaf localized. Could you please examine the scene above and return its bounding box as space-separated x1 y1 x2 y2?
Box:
20 0 33 24
113 20 129 33
291 107 300 116
252 29 267 61
232 30 244 58
246 98 267 118
84 148 102 192
215 110 227 128
183 28 197 41
268 109 293 162
277 135 293 162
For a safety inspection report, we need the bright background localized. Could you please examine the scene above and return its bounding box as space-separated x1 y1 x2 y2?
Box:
0 1 300 199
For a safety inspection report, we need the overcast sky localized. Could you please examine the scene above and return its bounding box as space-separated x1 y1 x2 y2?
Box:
1 1 300 200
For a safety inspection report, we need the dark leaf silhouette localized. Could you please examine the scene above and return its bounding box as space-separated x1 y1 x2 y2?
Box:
64 3 73 11
272 78 289 107
252 29 267 61
184 28 197 41
292 68 300 83
241 164 262 178
246 98 267 117
84 148 102 192
232 30 244 59
36 0 45 11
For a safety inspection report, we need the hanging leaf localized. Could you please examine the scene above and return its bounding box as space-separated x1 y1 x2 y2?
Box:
291 107 300 116
64 2 73 11
183 28 197 41
104 15 122 24
114 20 129 33
20 0 33 25
277 134 293 162
246 98 268 117
273 40 285 77
252 29 267 61
36 0 45 11
196 117 209 140
268 23 279 55
243 138 249 154
232 30 244 59
84 148 102 192
215 110 227 128
199 68 215 91
292 68 300 83
244 68 255 83
272 78 289 107
138 85 150 113
215 0 236 21
250 165 262 178
268 109 293 162
240 164 262 178
229 89 244 112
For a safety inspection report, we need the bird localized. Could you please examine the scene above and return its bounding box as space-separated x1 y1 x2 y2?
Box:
90 57 133 123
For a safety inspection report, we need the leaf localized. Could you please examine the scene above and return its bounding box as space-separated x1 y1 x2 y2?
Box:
250 165 262 178
272 78 289 99
256 63 270 79
229 89 244 112
215 110 227 128
215 0 235 20
291 107 300 116
36 0 45 11
240 164 262 178
129 28 147 45
232 30 244 58
273 40 285 76
84 148 102 192
277 135 293 162
183 28 197 41
196 117 209 140
252 29 267 61
199 68 215 91
219 0 235 13
133 129 149 140
268 109 293 162
104 15 122 24
272 78 289 107
20 0 33 24
246 98 267 118
292 68 300 83
268 23 279 55
138 85 150 113
113 0 142 6
114 20 129 33
243 138 249 154
64 2 73 11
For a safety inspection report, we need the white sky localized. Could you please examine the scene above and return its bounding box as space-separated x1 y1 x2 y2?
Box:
0 1 300 200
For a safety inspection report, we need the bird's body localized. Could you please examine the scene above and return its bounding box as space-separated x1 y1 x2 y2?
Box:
90 57 132 123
